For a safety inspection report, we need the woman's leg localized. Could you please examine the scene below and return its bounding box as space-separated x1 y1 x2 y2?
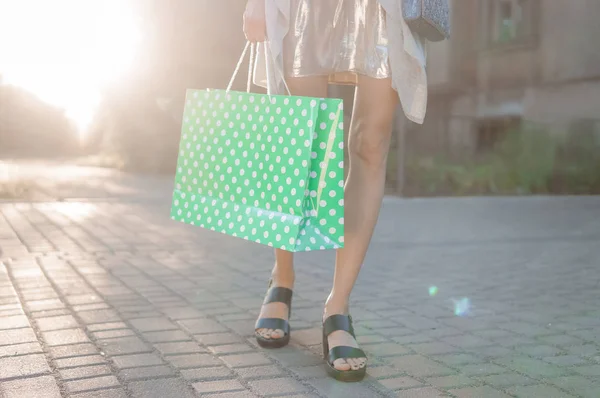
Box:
324 75 399 370
256 75 330 340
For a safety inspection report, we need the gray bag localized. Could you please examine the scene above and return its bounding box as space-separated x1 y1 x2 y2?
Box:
403 0 451 42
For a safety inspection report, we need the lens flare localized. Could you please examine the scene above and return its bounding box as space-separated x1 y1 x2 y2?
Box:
428 286 438 296
453 298 471 317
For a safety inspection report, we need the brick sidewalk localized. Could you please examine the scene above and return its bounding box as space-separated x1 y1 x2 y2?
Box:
1 197 600 397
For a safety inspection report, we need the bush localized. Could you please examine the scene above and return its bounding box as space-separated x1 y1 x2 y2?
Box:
404 123 600 196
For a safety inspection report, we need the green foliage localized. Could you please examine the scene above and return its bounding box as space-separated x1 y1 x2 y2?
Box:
404 123 600 196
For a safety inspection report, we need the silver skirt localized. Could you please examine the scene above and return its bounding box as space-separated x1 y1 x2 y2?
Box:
283 0 391 84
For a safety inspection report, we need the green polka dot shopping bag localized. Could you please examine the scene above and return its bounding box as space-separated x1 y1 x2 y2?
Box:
171 43 344 252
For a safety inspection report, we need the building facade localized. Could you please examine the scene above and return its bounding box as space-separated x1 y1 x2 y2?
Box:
407 0 600 156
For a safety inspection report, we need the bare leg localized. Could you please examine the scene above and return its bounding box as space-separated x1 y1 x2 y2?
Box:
256 76 329 340
323 75 398 370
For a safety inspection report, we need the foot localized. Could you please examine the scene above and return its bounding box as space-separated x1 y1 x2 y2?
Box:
255 272 294 341
323 304 367 371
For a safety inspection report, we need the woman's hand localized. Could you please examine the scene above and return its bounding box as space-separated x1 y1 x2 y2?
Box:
243 0 267 43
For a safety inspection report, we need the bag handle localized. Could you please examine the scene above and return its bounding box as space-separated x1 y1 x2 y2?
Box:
226 41 291 95
226 41 256 93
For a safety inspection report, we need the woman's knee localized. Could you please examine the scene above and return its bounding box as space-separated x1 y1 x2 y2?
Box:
348 117 394 168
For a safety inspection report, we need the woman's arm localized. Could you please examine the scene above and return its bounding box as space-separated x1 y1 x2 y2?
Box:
243 0 267 42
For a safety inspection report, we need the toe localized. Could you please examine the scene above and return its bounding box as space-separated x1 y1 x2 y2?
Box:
271 329 284 339
333 358 351 371
348 358 360 370
358 358 367 368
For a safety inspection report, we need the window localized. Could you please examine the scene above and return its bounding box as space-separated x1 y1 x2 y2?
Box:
486 0 535 46
476 117 521 152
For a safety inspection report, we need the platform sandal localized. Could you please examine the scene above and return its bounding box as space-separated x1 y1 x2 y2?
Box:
254 280 293 349
322 314 367 382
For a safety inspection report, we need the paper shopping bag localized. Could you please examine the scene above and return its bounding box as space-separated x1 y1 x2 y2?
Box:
171 87 345 252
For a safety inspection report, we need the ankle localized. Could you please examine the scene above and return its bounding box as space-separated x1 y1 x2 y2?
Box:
271 264 295 288
324 295 349 319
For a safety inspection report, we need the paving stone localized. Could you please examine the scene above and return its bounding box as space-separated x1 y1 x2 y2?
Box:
0 375 61 398
193 379 246 394
35 315 78 331
166 353 222 369
267 347 323 367
426 375 479 389
180 367 234 381
98 336 151 355
60 365 112 380
449 386 512 398
477 373 537 388
0 342 43 358
65 294 104 306
248 377 308 396
30 309 72 318
459 363 509 376
309 377 385 398
506 384 577 398
209 344 255 355
78 310 121 325
388 355 456 378
120 365 175 381
86 322 128 332
71 389 127 398
394 387 448 397
575 364 600 376
469 345 513 359
0 315 30 330
550 376 600 397
201 392 257 398
0 354 51 379
517 344 563 357
195 333 245 346
0 328 37 346
408 342 460 356
379 376 424 390
235 365 287 380
432 353 481 366
130 317 178 332
42 328 90 346
92 329 136 339
55 355 106 369
49 343 98 359
27 299 65 312
111 353 164 369
494 356 565 378
539 334 585 347
65 375 120 393
140 330 189 344
542 355 590 366
221 353 273 368
179 318 228 334
392 334 435 345
129 378 197 398
72 303 112 312
364 342 412 357
367 365 405 379
154 341 206 355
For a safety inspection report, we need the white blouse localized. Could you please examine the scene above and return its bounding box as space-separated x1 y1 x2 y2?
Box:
252 0 428 125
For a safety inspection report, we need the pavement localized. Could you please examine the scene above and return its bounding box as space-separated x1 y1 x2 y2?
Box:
1 164 600 397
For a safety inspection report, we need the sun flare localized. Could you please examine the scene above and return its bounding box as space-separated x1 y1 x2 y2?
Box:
0 0 142 135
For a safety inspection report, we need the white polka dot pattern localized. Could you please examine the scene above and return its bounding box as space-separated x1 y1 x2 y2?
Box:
171 89 344 252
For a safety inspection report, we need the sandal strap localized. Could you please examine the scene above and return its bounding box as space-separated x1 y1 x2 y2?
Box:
323 314 355 338
255 318 290 334
327 346 366 365
263 287 293 306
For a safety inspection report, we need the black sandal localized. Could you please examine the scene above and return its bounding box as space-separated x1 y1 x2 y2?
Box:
322 314 367 382
254 280 292 349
